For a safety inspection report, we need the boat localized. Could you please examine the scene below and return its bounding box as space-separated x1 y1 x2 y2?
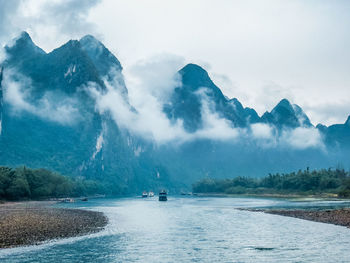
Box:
158 190 167 201
62 198 75 203
148 191 154 197
142 191 148 198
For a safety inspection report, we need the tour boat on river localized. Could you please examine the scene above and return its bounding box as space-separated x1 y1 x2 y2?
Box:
158 190 167 201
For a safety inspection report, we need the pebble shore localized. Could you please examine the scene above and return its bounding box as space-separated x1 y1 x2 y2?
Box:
243 208 350 228
0 201 108 248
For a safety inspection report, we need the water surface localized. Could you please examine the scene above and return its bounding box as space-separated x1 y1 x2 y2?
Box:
1 197 350 263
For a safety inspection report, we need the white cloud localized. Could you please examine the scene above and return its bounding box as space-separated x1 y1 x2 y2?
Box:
90 0 350 127
280 127 324 150
88 57 242 144
0 0 102 53
251 123 274 140
125 54 184 101
193 88 240 141
1 0 349 127
2 69 81 124
1 55 328 150
86 56 326 150
88 64 188 143
303 100 350 126
0 0 340 150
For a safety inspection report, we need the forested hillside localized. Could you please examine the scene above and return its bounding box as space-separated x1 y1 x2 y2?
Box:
192 168 350 197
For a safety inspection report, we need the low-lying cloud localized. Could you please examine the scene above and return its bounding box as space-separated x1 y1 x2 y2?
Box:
88 56 243 144
88 59 188 143
280 127 324 150
87 55 325 150
1 53 326 150
2 69 81 124
194 88 240 141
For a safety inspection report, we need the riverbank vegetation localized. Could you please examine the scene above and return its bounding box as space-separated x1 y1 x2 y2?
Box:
192 168 350 197
0 166 103 200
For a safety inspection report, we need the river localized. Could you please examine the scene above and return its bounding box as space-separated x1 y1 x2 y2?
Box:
1 196 350 262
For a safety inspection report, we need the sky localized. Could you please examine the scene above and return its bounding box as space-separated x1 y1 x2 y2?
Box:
0 0 349 125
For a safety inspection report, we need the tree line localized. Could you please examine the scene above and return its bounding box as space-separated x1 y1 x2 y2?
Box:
0 166 103 200
192 168 350 197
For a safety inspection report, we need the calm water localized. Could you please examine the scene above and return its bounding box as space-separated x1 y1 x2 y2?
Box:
1 197 350 263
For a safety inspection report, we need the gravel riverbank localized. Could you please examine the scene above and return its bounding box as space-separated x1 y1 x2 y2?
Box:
0 201 108 248
242 208 350 228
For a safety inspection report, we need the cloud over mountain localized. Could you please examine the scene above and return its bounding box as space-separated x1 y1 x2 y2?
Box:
0 32 349 191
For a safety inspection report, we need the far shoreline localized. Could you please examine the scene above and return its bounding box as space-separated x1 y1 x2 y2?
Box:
0 200 108 249
192 192 349 200
195 193 350 228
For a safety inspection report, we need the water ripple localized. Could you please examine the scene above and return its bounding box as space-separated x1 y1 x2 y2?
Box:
1 197 350 263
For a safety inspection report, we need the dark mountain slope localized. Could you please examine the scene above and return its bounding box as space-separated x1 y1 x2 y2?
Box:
0 32 349 194
0 32 173 194
164 63 259 132
319 116 350 148
261 99 312 128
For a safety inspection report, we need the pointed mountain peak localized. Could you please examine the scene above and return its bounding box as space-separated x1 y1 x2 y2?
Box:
244 107 260 123
229 97 242 105
181 63 207 73
316 123 327 129
47 40 83 59
80 34 99 42
261 111 274 123
79 34 122 74
180 63 209 79
79 35 104 52
49 40 83 58
271 98 294 116
61 39 81 49
275 98 293 109
5 31 45 61
18 31 31 41
271 98 295 117
268 98 312 127
345 115 350 126
6 31 44 51
229 98 244 111
178 63 216 90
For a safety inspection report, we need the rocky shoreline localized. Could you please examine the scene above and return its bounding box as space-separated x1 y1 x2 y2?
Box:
0 201 108 249
242 208 350 228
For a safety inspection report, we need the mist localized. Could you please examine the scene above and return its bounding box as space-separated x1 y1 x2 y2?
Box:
2 68 81 125
86 55 325 150
0 0 101 53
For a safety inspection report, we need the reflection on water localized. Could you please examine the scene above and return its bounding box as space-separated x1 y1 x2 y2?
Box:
1 197 350 263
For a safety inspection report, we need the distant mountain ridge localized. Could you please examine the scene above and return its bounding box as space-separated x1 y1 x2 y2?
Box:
163 63 320 133
0 32 349 193
261 98 312 128
0 32 177 194
164 63 260 131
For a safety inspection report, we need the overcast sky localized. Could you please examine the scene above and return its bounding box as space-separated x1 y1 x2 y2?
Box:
1 0 349 125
